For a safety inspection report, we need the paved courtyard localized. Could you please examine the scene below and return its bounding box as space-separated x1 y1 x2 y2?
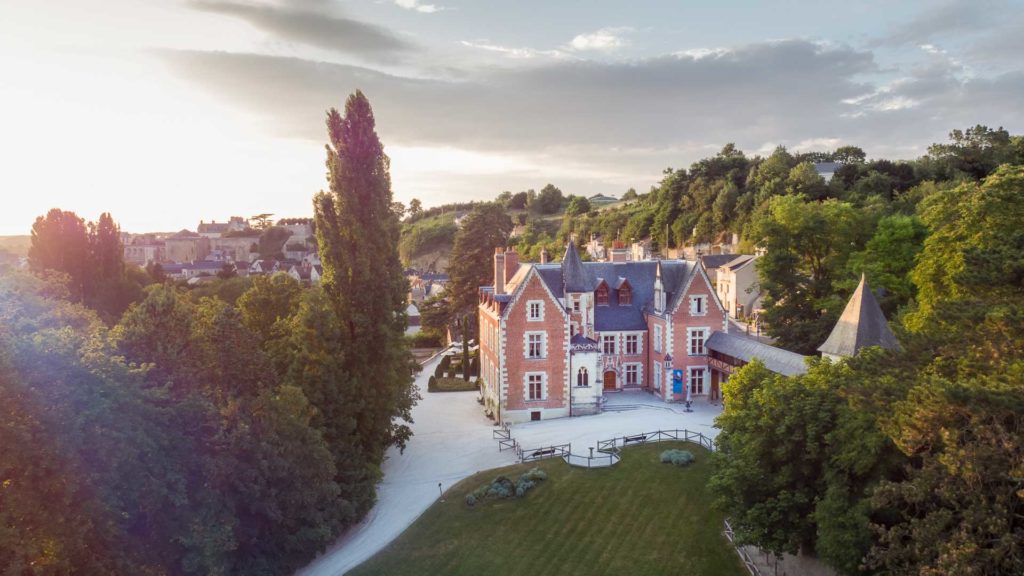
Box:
298 354 724 576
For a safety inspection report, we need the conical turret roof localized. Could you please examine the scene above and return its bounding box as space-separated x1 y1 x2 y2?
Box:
818 274 900 358
562 241 595 292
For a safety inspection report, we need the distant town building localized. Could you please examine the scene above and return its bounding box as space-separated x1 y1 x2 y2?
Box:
197 216 248 238
164 230 211 263
211 235 259 263
124 236 166 266
587 193 618 205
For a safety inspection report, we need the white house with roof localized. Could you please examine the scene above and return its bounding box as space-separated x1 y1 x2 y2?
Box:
715 254 763 319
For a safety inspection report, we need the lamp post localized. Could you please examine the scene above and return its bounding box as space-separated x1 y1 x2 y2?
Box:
438 482 444 502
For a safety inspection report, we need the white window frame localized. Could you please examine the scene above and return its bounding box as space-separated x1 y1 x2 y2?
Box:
690 294 707 316
526 372 546 401
527 299 544 321
602 334 617 355
624 363 640 386
687 327 708 356
689 367 706 395
653 324 663 353
572 296 581 313
625 333 641 355
653 360 662 390
525 331 547 359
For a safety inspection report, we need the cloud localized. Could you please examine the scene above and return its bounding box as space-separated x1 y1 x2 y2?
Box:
459 40 570 60
874 0 994 46
394 0 442 13
159 38 1024 181
568 27 631 52
188 1 414 58
159 40 878 148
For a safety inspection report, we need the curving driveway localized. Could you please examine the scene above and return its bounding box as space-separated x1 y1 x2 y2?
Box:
297 354 723 575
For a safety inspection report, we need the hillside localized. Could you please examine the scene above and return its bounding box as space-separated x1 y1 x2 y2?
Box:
0 235 31 257
399 188 622 270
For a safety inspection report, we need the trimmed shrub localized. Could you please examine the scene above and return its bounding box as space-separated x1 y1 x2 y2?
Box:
514 478 535 498
523 468 548 482
428 375 437 392
660 449 695 467
434 362 444 379
471 484 490 501
466 467 547 506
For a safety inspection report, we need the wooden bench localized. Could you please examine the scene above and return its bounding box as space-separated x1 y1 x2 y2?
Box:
623 434 647 444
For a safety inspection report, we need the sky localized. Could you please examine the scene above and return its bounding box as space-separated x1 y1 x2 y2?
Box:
2 0 1023 235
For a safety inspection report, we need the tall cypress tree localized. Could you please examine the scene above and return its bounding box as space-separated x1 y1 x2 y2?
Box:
313 91 416 514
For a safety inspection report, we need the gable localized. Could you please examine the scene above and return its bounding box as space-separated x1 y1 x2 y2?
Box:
502 266 564 323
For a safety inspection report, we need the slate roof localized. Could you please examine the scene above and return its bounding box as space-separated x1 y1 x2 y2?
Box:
532 259 698 331
570 334 600 348
723 254 756 271
561 241 596 292
814 162 841 175
818 274 900 358
700 254 737 270
706 331 808 377
183 260 224 271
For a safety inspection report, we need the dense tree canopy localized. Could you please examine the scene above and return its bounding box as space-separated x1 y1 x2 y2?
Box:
447 203 514 328
712 164 1024 575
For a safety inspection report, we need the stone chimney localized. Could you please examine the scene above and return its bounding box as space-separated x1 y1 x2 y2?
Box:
609 240 629 263
504 246 519 282
493 247 506 295
539 247 549 264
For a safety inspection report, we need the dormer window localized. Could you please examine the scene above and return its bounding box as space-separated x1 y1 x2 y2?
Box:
619 285 632 305
595 283 609 306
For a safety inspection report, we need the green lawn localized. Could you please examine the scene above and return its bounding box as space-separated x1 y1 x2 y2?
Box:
428 377 479 392
350 442 746 576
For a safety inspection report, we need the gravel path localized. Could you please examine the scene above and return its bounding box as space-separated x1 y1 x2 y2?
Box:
297 355 723 576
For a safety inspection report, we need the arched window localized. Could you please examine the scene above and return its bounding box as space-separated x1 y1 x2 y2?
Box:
577 367 589 387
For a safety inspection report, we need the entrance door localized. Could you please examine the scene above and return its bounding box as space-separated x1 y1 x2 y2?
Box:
603 370 616 391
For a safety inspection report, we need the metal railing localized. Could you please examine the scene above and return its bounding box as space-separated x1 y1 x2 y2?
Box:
724 520 763 576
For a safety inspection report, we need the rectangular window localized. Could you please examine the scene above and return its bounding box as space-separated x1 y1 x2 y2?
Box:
689 328 707 355
690 295 707 316
619 287 632 305
602 334 616 355
690 368 705 395
653 325 663 353
654 361 662 390
528 300 543 321
625 364 639 385
527 373 544 401
572 297 581 313
527 332 545 359
596 285 609 306
625 334 639 355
